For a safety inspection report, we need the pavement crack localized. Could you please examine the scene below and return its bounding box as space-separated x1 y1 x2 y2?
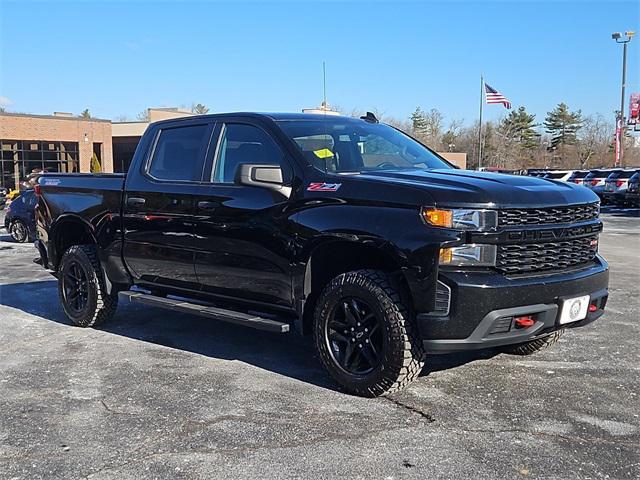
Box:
383 396 436 422
99 399 136 416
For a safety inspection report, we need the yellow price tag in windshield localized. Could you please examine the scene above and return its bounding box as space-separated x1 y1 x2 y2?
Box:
313 148 334 159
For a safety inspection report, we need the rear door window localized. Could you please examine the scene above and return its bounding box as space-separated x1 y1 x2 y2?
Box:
148 124 211 182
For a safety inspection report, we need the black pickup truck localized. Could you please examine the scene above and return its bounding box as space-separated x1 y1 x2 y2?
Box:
35 112 609 396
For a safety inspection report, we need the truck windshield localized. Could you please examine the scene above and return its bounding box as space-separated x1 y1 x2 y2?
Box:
277 119 453 173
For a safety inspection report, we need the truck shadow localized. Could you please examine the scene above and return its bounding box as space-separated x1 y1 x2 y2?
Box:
0 280 500 392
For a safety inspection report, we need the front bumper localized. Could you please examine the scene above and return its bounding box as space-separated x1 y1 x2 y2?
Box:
602 191 627 203
625 191 640 204
418 256 609 353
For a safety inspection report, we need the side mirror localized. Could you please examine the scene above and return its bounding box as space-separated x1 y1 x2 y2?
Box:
237 164 291 197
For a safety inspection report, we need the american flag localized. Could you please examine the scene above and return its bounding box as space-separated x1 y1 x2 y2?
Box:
484 83 511 109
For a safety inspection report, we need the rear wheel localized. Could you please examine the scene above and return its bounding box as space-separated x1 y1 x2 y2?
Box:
58 244 118 327
9 220 29 243
501 329 565 355
314 269 425 397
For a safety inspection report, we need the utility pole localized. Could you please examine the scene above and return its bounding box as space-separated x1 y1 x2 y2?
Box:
478 75 484 170
322 61 327 109
612 31 635 167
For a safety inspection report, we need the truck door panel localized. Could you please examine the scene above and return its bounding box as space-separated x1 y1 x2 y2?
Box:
193 122 295 307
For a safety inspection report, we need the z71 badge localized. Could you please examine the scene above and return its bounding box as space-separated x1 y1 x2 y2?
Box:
307 182 342 192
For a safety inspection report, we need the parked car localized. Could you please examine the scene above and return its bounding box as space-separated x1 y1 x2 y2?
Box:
4 189 37 242
567 170 590 186
0 187 7 210
625 171 640 206
542 170 575 182
584 169 622 201
35 112 609 397
603 169 640 205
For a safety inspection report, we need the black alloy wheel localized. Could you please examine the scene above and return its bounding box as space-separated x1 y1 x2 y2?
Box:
57 244 118 327
314 269 425 397
61 260 90 315
326 297 384 375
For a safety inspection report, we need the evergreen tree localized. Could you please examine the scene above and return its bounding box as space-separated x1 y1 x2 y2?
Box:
501 106 539 149
192 103 210 114
544 103 582 148
410 107 443 149
90 153 102 173
79 109 91 119
410 107 428 136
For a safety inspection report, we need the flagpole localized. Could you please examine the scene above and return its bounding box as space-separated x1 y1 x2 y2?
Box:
478 74 484 170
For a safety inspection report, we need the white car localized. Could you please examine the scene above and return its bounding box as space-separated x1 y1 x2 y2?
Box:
543 170 575 182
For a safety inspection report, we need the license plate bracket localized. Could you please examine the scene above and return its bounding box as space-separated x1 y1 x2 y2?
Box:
559 295 590 325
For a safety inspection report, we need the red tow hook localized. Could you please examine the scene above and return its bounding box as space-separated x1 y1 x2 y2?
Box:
588 304 598 313
514 316 535 328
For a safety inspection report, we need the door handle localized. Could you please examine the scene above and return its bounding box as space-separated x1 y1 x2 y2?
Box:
197 201 216 210
127 197 146 207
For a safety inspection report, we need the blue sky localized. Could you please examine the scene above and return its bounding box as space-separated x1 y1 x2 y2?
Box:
1 0 638 126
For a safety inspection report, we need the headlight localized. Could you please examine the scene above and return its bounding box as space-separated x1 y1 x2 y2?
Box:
421 208 497 231
439 244 496 267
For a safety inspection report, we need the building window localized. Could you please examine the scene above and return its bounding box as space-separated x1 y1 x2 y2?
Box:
112 136 140 173
0 140 79 190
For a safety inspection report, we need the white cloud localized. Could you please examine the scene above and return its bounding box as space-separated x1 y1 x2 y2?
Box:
0 96 13 106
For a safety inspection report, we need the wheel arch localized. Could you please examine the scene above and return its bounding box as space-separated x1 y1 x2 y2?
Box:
50 214 97 270
299 239 410 335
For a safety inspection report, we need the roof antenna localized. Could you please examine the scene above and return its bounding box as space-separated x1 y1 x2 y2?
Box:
322 61 327 110
360 111 379 123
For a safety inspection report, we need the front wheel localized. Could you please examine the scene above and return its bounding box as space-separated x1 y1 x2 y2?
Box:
314 270 425 397
58 244 118 327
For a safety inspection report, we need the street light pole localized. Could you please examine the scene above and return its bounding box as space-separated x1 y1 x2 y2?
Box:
612 31 635 167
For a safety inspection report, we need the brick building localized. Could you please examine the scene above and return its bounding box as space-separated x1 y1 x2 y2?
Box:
0 108 194 191
0 112 112 190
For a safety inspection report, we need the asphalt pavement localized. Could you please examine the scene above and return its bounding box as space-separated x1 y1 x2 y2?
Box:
0 207 638 479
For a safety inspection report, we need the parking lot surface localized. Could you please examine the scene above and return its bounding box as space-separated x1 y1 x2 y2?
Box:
0 208 639 479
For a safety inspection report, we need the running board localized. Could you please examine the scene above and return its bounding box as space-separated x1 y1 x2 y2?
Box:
119 291 290 333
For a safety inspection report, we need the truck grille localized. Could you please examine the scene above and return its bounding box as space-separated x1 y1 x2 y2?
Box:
496 236 598 274
628 182 639 193
498 203 599 227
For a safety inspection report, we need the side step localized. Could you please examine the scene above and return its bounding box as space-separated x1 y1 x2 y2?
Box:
119 291 290 333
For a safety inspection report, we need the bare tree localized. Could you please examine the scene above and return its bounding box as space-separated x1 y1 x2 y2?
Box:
136 109 150 121
441 119 464 152
577 114 613 168
411 107 444 150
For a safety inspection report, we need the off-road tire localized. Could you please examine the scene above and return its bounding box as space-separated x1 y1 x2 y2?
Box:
9 219 29 243
314 269 425 397
501 329 565 355
58 244 118 327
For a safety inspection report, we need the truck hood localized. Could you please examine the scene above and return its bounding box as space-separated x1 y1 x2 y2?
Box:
354 168 599 209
